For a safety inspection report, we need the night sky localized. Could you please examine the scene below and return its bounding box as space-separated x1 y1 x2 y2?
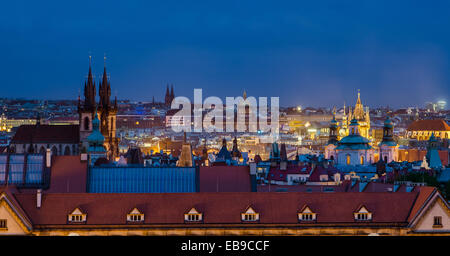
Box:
1 1 449 108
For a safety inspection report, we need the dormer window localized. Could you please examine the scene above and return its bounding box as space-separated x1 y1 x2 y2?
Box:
184 208 203 222
127 208 144 222
0 219 7 230
433 216 442 228
68 208 87 223
298 206 316 221
354 205 372 221
241 207 259 222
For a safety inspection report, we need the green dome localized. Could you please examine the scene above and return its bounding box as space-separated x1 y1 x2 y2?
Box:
87 111 106 153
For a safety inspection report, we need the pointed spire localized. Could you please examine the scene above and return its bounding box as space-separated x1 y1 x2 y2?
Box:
357 89 361 104
84 55 96 109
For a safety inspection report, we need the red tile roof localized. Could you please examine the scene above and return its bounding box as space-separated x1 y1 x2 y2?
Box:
11 125 80 144
407 186 436 222
199 166 251 192
47 156 88 193
11 191 429 226
308 166 340 182
407 119 450 131
267 165 311 182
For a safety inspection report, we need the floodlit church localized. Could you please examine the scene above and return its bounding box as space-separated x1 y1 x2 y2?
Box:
340 90 371 140
9 58 119 160
326 113 400 166
326 118 375 166
78 58 119 160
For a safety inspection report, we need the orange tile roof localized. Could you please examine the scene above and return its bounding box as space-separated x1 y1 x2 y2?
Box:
12 191 425 226
407 119 450 131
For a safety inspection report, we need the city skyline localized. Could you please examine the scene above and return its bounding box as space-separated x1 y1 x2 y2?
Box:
1 1 449 108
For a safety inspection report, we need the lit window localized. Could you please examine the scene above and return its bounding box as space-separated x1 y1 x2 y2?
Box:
184 208 203 222
0 219 7 230
354 206 372 221
433 216 442 228
68 208 87 223
241 207 259 222
360 156 364 165
298 206 316 221
346 155 351 165
127 208 144 222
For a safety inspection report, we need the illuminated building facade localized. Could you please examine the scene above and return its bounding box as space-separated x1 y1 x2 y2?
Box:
78 59 119 160
340 90 371 140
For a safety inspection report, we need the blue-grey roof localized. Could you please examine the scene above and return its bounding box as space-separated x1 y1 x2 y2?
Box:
0 154 44 186
88 166 197 193
438 169 450 182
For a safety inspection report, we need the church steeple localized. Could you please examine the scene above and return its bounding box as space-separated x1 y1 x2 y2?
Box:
327 114 339 145
165 84 171 106
99 57 111 108
84 56 96 109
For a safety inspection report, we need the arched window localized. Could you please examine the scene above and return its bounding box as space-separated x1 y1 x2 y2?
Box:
384 156 388 163
64 145 71 155
346 154 351 165
39 146 46 154
360 155 364 165
84 116 90 131
51 146 58 156
330 155 334 161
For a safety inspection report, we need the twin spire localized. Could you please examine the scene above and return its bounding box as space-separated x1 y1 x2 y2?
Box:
83 55 114 109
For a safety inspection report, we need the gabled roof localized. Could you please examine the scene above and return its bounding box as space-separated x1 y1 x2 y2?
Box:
0 186 33 232
11 125 80 144
11 191 428 225
407 119 450 131
47 156 88 193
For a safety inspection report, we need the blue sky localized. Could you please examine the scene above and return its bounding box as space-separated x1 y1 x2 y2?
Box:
1 0 449 108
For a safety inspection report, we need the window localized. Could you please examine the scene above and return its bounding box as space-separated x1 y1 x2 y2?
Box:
84 116 90 131
241 207 259 222
356 213 369 220
243 213 258 221
0 219 7 230
301 213 314 220
68 208 87 223
184 208 202 222
346 154 351 165
127 208 144 222
128 214 143 222
433 216 442 228
360 156 364 165
298 206 316 222
354 206 372 221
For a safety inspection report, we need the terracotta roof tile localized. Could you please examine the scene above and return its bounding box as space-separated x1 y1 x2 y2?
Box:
13 191 422 225
407 119 450 131
47 156 88 193
11 125 80 144
199 166 251 192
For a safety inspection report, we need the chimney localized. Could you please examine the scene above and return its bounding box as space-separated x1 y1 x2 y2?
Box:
46 148 51 168
36 189 42 208
249 162 257 175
